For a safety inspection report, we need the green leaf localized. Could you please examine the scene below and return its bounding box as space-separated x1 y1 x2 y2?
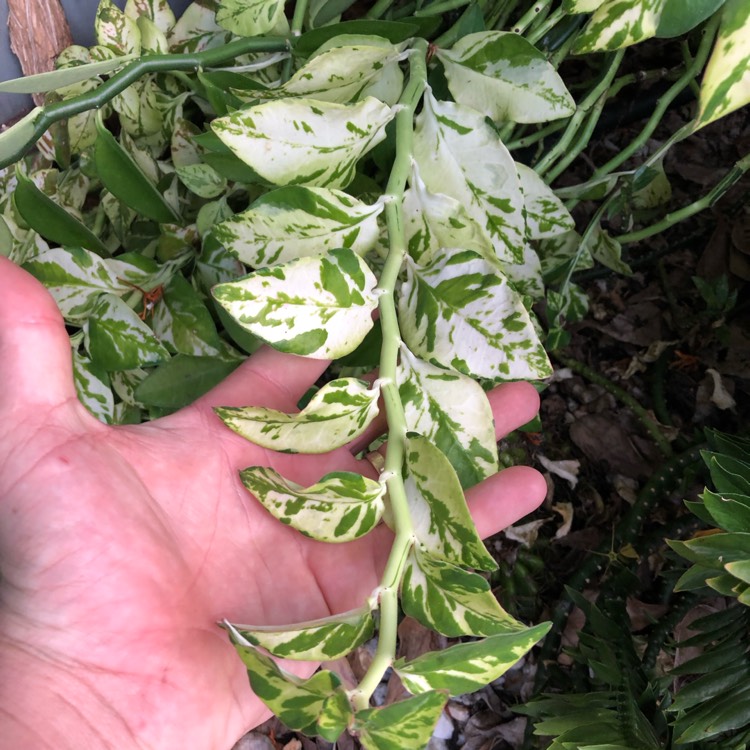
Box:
228 604 374 660
405 434 497 570
398 346 498 489
94 116 180 224
562 0 606 11
394 622 550 695
725 560 750 585
704 452 750 495
87 293 170 370
216 0 285 36
239 467 386 542
13 169 110 256
656 0 726 37
175 163 227 198
669 533 750 569
574 0 668 53
134 354 241 409
352 692 447 750
212 248 378 359
73 351 115 424
516 163 575 240
211 97 395 189
702 490 750 533
0 107 44 170
229 641 351 740
587 223 631 275
398 248 552 381
215 187 383 268
413 91 542 296
401 548 527 637
437 32 575 123
216 377 380 453
698 0 750 126
96 0 141 55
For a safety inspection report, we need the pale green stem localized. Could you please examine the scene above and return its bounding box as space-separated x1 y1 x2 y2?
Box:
414 0 471 15
488 0 520 30
512 0 553 34
506 120 565 151
350 39 428 712
280 0 309 83
367 0 397 19
526 6 564 45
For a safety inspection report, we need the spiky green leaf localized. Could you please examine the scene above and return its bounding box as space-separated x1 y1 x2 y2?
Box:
574 0 668 53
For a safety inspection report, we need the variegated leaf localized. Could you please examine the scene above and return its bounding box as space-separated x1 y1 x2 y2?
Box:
215 187 383 268
394 623 551 696
229 637 352 741
168 0 233 53
574 0 668 53
588 224 631 275
211 97 394 189
217 378 380 453
73 351 114 424
229 604 374 660
212 248 378 359
698 0 750 126
239 467 386 542
398 347 497 489
413 92 543 296
398 249 552 381
124 0 176 33
176 163 227 198
437 32 575 123
95 0 142 55
516 163 575 240
87 293 170 370
352 692 447 750
216 0 285 36
537 229 594 280
111 367 148 407
401 548 526 637
405 434 497 570
562 0 606 11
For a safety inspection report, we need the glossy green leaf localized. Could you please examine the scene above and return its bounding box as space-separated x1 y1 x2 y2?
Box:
239 467 386 542
574 0 668 53
94 116 180 224
669 533 750 569
215 187 383 268
412 91 542 296
229 604 374 661
216 378 380 453
229 640 351 740
87 293 170 370
216 0 285 36
405 434 497 570
96 0 141 54
702 490 750 532
395 622 550 695
212 248 378 359
211 97 394 189
437 32 575 123
398 346 498 489
704 452 750 495
398 248 552 381
669 662 750 712
656 0 725 37
401 548 527 637
516 163 575 240
13 169 110 256
725 560 750 585
73 351 115 424
698 0 750 126
0 107 44 170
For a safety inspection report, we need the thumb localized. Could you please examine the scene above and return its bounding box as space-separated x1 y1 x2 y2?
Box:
0 257 77 412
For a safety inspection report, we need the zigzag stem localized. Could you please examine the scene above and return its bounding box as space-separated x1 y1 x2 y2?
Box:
349 38 428 712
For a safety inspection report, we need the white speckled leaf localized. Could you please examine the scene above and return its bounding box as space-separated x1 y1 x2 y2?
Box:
398 248 552 381
168 0 233 53
214 187 383 268
562 0 606 12
96 0 141 55
437 32 575 123
516 162 575 240
175 163 227 198
412 91 543 296
212 97 394 189
239 467 386 542
73 351 114 423
124 0 175 33
574 0 668 53
215 0 285 36
212 248 378 358
398 347 498 489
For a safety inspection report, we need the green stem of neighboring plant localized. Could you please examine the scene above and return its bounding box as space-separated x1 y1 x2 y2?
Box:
0 36 290 169
280 0 309 83
413 0 471 16
351 40 428 712
526 5 564 45
367 0 396 20
512 0 553 34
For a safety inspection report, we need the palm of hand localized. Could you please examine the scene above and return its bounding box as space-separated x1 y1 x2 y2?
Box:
0 259 544 749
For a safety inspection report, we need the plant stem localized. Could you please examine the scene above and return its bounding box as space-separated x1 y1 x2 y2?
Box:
367 0 397 20
0 37 290 169
526 5 563 44
350 39 428 712
511 0 553 34
413 0 471 15
280 0 309 83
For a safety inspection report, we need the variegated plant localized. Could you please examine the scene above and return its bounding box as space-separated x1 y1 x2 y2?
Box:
0 0 749 746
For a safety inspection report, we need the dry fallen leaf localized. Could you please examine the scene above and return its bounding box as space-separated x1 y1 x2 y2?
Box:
538 454 580 488
552 502 574 538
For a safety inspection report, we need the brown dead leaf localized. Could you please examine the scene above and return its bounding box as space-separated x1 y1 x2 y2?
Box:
626 596 669 631
552 502 574 538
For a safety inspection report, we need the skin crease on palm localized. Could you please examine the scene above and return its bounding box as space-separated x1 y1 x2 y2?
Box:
0 255 547 750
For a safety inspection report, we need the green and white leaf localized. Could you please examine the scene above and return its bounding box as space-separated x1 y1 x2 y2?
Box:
399 347 497 489
405 434 497 570
574 0 668 53
73 350 115 424
0 56 132 94
413 91 543 296
228 638 351 741
95 0 141 55
212 248 378 359
516 163 575 239
436 32 575 123
176 163 227 198
217 377 380 453
215 187 383 268
698 0 750 127
401 548 527 637
588 224 631 275
240 467 386 542
353 692 447 750
211 97 394 189
228 604 375 661
394 622 551 696
562 0 606 11
398 248 552 381
86 293 170 370
537 229 594 280
124 0 175 33
216 0 285 37
168 0 233 53
111 367 148 407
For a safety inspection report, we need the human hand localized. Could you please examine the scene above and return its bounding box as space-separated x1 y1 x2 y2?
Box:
0 257 546 750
